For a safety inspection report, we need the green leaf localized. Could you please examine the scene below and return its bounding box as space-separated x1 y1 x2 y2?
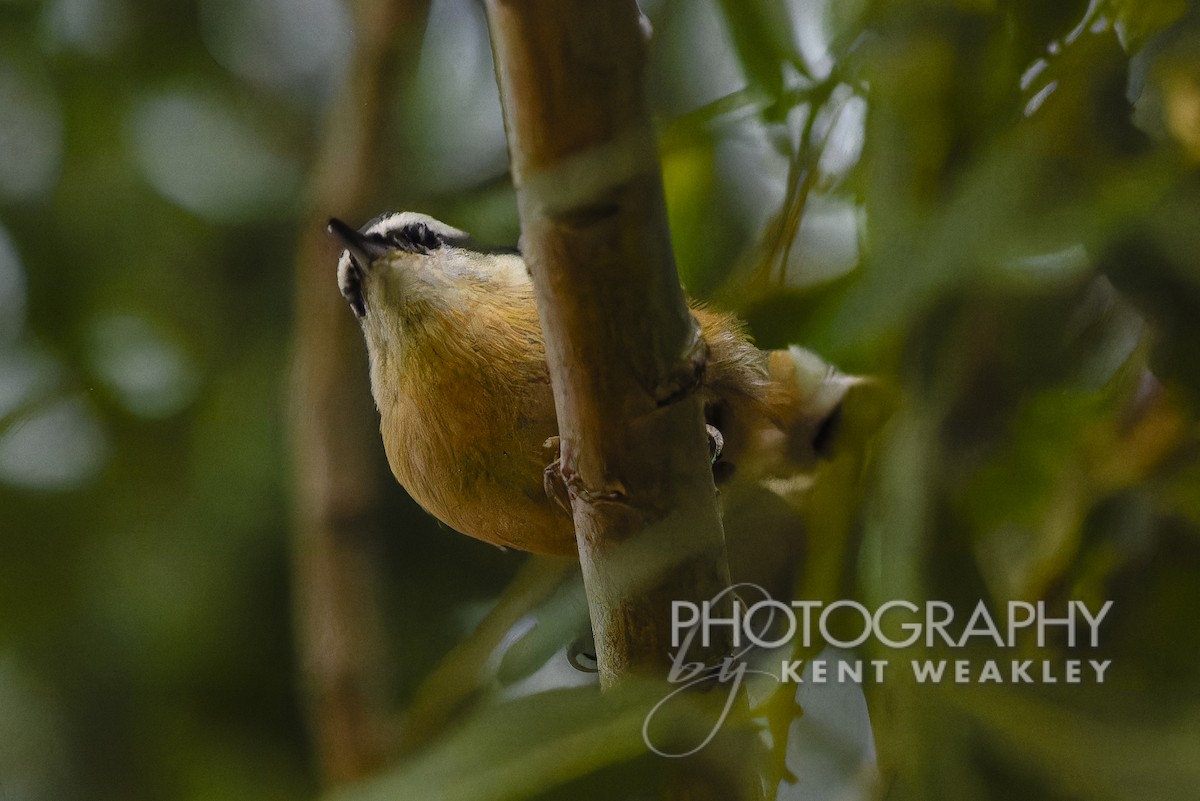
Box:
330 685 739 801
1110 0 1189 50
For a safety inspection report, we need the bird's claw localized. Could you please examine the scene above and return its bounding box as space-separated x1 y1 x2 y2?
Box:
542 436 572 516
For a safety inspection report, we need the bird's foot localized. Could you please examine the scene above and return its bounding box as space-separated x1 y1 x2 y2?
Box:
542 436 572 516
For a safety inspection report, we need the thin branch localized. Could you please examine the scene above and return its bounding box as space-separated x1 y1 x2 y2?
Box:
484 0 735 685
289 0 429 785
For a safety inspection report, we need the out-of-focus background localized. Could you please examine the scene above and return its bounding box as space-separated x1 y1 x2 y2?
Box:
2 0 1199 799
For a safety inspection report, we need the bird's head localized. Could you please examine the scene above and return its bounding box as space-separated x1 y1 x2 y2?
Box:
327 211 528 324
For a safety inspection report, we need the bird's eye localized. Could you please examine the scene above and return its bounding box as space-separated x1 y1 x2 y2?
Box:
389 222 442 253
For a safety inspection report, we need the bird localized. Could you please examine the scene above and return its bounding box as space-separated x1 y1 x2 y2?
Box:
328 211 859 558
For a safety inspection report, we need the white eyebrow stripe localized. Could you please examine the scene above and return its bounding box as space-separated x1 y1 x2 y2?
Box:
364 211 469 243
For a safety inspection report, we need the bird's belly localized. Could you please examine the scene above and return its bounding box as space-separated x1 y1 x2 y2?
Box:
380 392 575 555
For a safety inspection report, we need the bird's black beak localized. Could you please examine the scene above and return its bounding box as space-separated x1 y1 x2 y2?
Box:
327 217 393 267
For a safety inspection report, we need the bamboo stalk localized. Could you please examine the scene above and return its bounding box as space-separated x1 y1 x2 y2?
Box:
483 0 736 686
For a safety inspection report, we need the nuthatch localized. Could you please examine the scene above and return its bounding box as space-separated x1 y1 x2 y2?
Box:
329 212 853 555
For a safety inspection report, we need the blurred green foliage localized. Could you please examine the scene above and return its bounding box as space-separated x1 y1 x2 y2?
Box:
1 0 1198 799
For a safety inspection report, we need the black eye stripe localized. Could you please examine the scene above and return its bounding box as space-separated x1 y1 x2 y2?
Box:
380 222 442 253
410 222 441 250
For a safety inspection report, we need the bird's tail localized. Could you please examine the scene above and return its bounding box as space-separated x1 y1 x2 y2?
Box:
741 345 894 492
